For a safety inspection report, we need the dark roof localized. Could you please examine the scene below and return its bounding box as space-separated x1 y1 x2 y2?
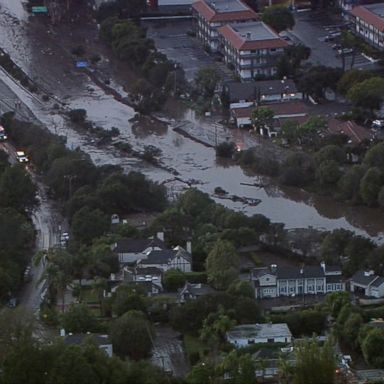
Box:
371 277 384 288
327 118 373 145
182 283 216 296
172 247 192 263
140 249 176 265
225 82 258 102
113 238 165 253
135 267 163 276
351 270 378 286
252 267 272 279
325 265 342 272
326 275 343 284
257 79 298 96
276 266 324 279
64 333 111 346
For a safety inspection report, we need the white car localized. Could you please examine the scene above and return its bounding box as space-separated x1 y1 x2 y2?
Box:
16 151 29 163
0 126 7 141
372 120 384 129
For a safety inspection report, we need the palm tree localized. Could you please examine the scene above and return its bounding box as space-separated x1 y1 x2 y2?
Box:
278 356 294 384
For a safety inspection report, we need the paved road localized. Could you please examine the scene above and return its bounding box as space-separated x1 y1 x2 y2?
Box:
0 140 63 312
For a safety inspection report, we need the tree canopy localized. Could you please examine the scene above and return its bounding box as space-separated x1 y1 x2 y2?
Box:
262 6 295 33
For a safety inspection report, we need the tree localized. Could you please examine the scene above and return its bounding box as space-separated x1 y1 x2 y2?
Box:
216 142 237 158
262 6 295 33
187 363 215 384
364 142 384 168
163 269 186 292
361 328 384 368
219 351 255 384
194 68 221 99
91 277 108 315
315 145 345 164
321 229 354 266
337 69 374 95
112 286 147 316
294 339 336 384
337 165 365 202
0 165 37 212
359 167 382 206
61 304 97 333
251 107 274 132
110 310 153 360
281 120 300 144
315 160 341 186
347 77 384 111
340 31 361 70
71 207 110 245
227 280 254 298
342 313 363 350
276 45 310 78
297 116 327 144
206 240 240 290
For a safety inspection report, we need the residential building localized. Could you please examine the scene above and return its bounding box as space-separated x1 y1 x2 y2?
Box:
350 270 384 298
137 246 192 272
223 79 302 107
63 333 113 357
251 262 345 299
218 21 288 80
111 233 166 264
253 348 295 379
327 118 374 145
227 323 292 348
351 3 384 51
178 282 216 303
192 0 259 52
231 100 309 135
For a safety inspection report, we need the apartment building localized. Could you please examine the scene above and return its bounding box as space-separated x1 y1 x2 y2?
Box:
192 0 259 51
218 21 288 80
251 262 345 299
351 3 384 51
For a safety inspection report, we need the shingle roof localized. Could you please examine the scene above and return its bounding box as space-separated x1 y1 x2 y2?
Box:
351 4 384 32
192 0 258 22
327 119 372 145
172 246 192 263
326 275 343 284
65 334 111 346
227 323 292 340
276 266 324 279
113 238 165 253
183 282 216 296
218 22 288 50
135 267 163 276
140 249 176 265
351 270 378 286
371 276 384 288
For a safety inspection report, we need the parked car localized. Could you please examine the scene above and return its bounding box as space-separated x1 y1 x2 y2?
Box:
16 151 29 163
332 44 342 50
372 119 384 129
337 48 353 55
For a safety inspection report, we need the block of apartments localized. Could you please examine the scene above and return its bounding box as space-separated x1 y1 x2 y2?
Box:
251 262 345 299
350 3 384 51
192 0 289 80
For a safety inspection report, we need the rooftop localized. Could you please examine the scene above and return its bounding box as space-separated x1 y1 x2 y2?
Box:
192 0 258 22
351 270 378 286
64 333 111 346
218 21 288 50
140 249 176 265
113 238 165 253
371 276 384 288
327 118 373 145
351 4 384 32
227 323 292 340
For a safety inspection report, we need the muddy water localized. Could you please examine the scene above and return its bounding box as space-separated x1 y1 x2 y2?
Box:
1 1 384 242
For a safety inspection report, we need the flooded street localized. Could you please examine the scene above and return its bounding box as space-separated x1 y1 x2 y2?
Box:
1 1 384 241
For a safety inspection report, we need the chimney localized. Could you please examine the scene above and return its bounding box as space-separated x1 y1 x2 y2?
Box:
320 261 326 272
246 32 251 39
156 232 164 242
270 264 277 273
186 240 192 254
60 328 66 337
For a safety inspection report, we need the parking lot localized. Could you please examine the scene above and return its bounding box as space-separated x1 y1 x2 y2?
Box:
291 10 380 70
143 19 235 82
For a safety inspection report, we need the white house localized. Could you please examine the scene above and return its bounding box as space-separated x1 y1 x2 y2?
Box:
252 262 345 299
350 270 384 298
227 323 292 348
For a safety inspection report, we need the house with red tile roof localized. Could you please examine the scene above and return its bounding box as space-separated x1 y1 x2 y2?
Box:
192 0 259 51
327 118 374 145
351 3 384 50
218 21 288 80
